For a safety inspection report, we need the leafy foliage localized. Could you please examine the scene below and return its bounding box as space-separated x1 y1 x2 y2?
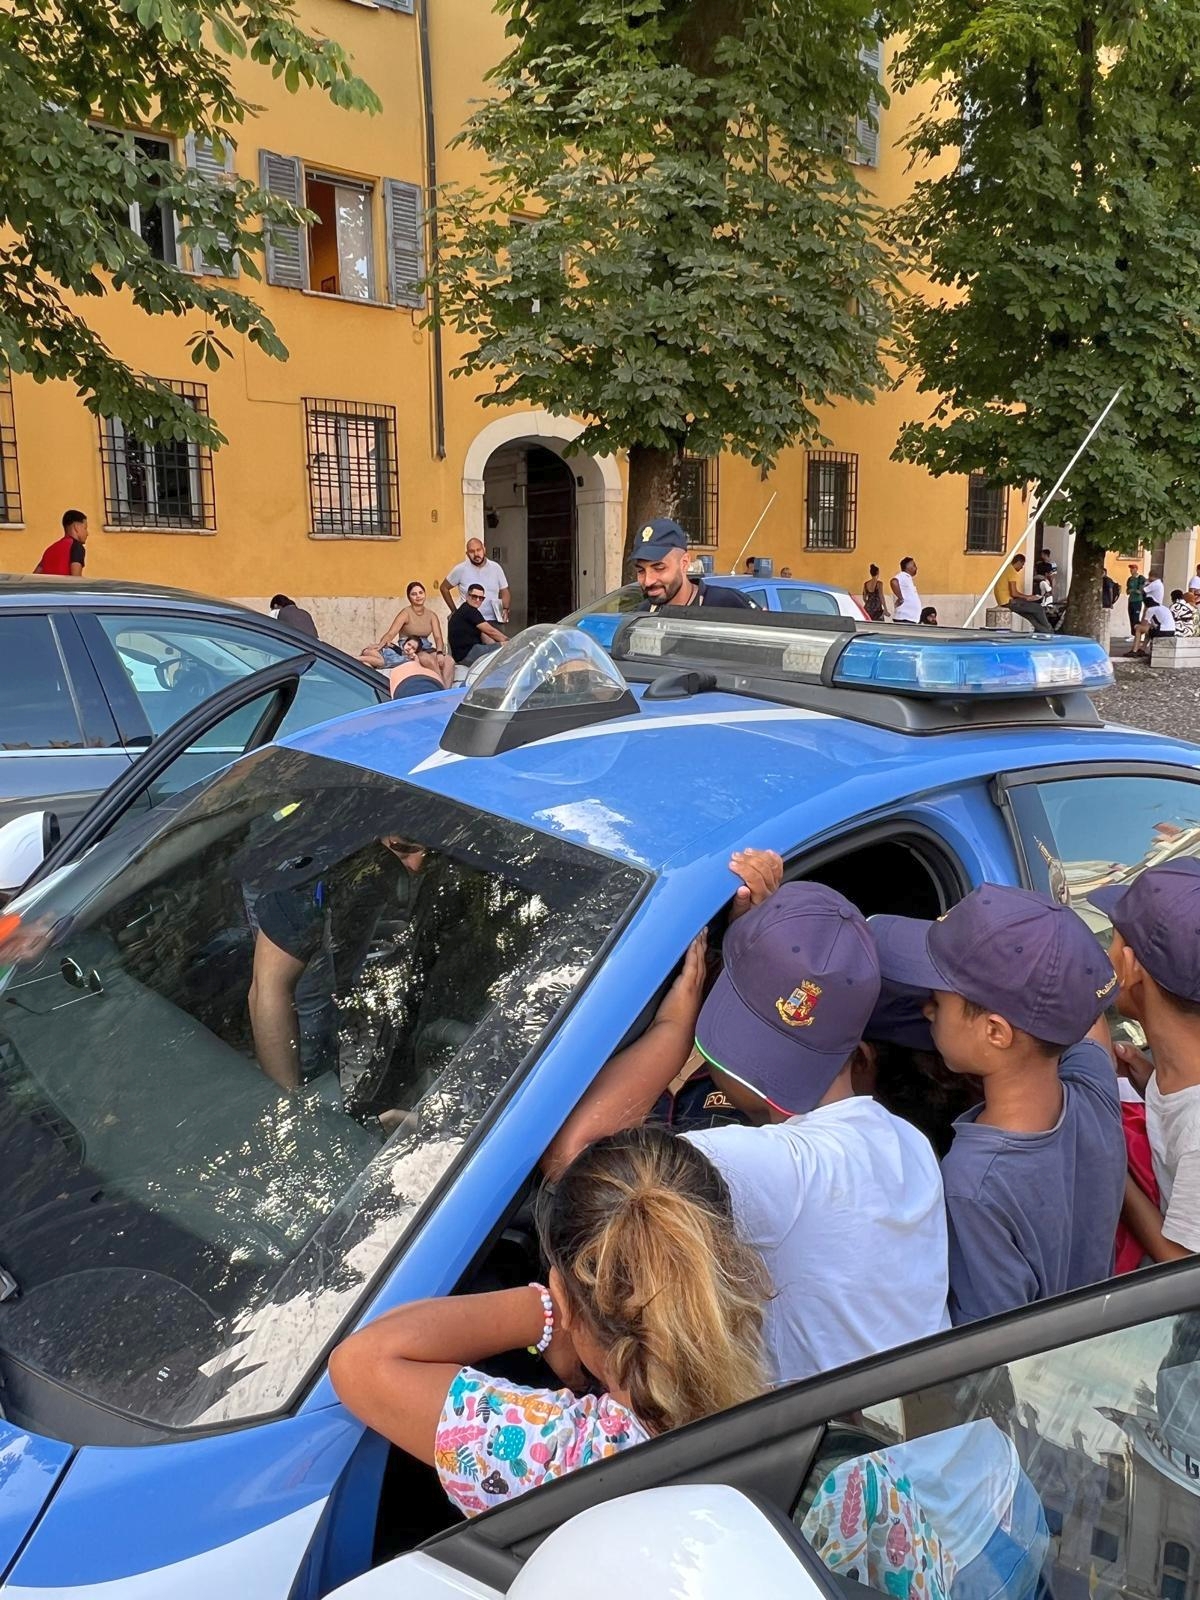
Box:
0 0 378 445
433 0 897 545
892 0 1200 622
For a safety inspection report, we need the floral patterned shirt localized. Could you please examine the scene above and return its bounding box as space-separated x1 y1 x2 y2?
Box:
434 1366 650 1517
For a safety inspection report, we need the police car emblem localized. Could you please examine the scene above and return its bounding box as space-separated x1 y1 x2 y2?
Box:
776 979 822 1027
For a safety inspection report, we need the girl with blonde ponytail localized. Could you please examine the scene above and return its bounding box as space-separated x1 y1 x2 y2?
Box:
330 1126 771 1517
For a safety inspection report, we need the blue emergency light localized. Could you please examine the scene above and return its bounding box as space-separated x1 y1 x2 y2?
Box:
612 611 1114 698
832 632 1114 697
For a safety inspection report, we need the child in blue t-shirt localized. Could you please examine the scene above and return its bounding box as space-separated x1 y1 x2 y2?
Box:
871 885 1126 1324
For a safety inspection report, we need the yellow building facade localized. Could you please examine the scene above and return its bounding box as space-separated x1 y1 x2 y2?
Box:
0 6 1177 648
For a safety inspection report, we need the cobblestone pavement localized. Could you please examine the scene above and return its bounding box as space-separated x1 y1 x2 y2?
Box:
1095 656 1200 743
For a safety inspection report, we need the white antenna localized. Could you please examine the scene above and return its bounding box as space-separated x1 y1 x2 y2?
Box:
963 387 1124 628
729 492 778 574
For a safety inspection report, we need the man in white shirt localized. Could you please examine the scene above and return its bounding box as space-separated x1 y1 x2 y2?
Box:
441 539 510 622
544 876 950 1384
1144 573 1165 607
890 556 923 622
1189 567 1200 601
1132 599 1175 656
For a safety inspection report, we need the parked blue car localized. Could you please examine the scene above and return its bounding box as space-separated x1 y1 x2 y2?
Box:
565 574 867 647
0 615 1197 1599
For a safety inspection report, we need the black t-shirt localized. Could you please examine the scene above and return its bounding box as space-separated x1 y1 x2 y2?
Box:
638 580 753 613
448 603 486 662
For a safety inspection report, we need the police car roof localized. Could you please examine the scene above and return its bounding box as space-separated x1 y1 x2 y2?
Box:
284 685 1197 874
704 574 851 594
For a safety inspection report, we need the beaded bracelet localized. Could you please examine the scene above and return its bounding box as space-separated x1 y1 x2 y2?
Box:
527 1282 554 1356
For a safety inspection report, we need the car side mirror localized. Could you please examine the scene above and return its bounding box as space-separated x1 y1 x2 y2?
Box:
0 810 60 898
507 1485 829 1599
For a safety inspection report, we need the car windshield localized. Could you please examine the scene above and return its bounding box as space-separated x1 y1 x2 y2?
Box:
0 747 643 1436
566 585 645 619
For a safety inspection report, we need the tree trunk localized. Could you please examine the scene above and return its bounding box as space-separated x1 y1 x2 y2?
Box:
623 444 682 570
1063 534 1109 641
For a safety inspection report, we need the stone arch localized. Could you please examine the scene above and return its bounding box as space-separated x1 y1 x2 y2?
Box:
462 412 624 608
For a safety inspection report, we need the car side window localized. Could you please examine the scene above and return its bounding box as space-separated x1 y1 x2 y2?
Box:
0 616 85 750
743 587 769 609
795 1309 1200 1600
779 588 838 616
1005 774 1200 935
96 613 380 743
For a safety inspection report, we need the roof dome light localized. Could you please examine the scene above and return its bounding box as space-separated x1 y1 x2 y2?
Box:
440 625 639 756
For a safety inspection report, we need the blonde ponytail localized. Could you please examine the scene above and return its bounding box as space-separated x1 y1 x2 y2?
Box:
538 1126 771 1435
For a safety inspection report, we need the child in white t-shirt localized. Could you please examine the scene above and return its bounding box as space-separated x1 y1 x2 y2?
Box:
1093 859 1200 1257
546 879 950 1383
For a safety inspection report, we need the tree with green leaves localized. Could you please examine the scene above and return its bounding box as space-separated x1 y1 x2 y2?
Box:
892 0 1200 636
0 0 378 448
434 0 896 563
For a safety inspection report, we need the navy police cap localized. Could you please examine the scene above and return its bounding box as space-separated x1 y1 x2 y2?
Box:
633 518 690 559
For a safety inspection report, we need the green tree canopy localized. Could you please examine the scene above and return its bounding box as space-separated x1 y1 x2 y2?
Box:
0 0 378 446
892 0 1200 631
434 0 897 557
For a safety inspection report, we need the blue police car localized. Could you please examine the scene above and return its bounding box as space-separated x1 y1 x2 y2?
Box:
1 612 1199 1599
565 574 867 648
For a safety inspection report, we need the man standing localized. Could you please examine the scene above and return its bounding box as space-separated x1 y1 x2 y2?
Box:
270 593 319 639
448 582 508 668
1034 546 1058 588
994 552 1051 635
1126 565 1147 642
633 519 753 610
441 539 510 623
890 556 922 622
35 509 88 576
1188 565 1200 602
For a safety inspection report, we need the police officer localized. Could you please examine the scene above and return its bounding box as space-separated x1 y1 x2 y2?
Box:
633 518 754 611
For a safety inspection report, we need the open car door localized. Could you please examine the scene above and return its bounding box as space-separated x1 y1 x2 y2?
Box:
5 654 326 899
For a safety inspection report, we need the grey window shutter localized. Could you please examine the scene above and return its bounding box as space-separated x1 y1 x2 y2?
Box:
185 132 239 277
854 36 883 166
259 151 309 290
384 179 425 309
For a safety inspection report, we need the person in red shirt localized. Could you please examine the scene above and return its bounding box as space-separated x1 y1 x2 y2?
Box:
35 510 89 576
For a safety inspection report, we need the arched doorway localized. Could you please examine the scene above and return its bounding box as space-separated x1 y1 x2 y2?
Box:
462 414 623 630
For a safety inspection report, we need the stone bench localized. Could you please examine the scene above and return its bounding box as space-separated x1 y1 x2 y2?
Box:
1150 634 1200 670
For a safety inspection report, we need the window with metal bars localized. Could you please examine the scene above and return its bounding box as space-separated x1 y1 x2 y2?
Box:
304 399 400 537
677 455 718 547
965 473 1008 554
0 373 22 524
805 451 858 550
99 381 214 530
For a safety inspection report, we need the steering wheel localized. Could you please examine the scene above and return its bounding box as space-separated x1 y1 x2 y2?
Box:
169 657 223 708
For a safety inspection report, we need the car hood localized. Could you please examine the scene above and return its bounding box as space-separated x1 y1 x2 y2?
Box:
0 1420 72 1580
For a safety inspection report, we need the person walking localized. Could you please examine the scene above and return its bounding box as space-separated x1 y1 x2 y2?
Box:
441 539 510 623
862 563 888 621
269 594 318 640
890 557 922 623
1125 565 1147 643
35 510 89 576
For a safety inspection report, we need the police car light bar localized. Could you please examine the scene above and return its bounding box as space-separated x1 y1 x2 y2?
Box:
614 612 1114 698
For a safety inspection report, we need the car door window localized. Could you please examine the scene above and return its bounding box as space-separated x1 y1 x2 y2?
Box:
0 748 644 1434
96 613 381 744
743 587 769 609
795 1308 1200 1600
779 588 838 616
0 616 85 750
1004 773 1200 936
